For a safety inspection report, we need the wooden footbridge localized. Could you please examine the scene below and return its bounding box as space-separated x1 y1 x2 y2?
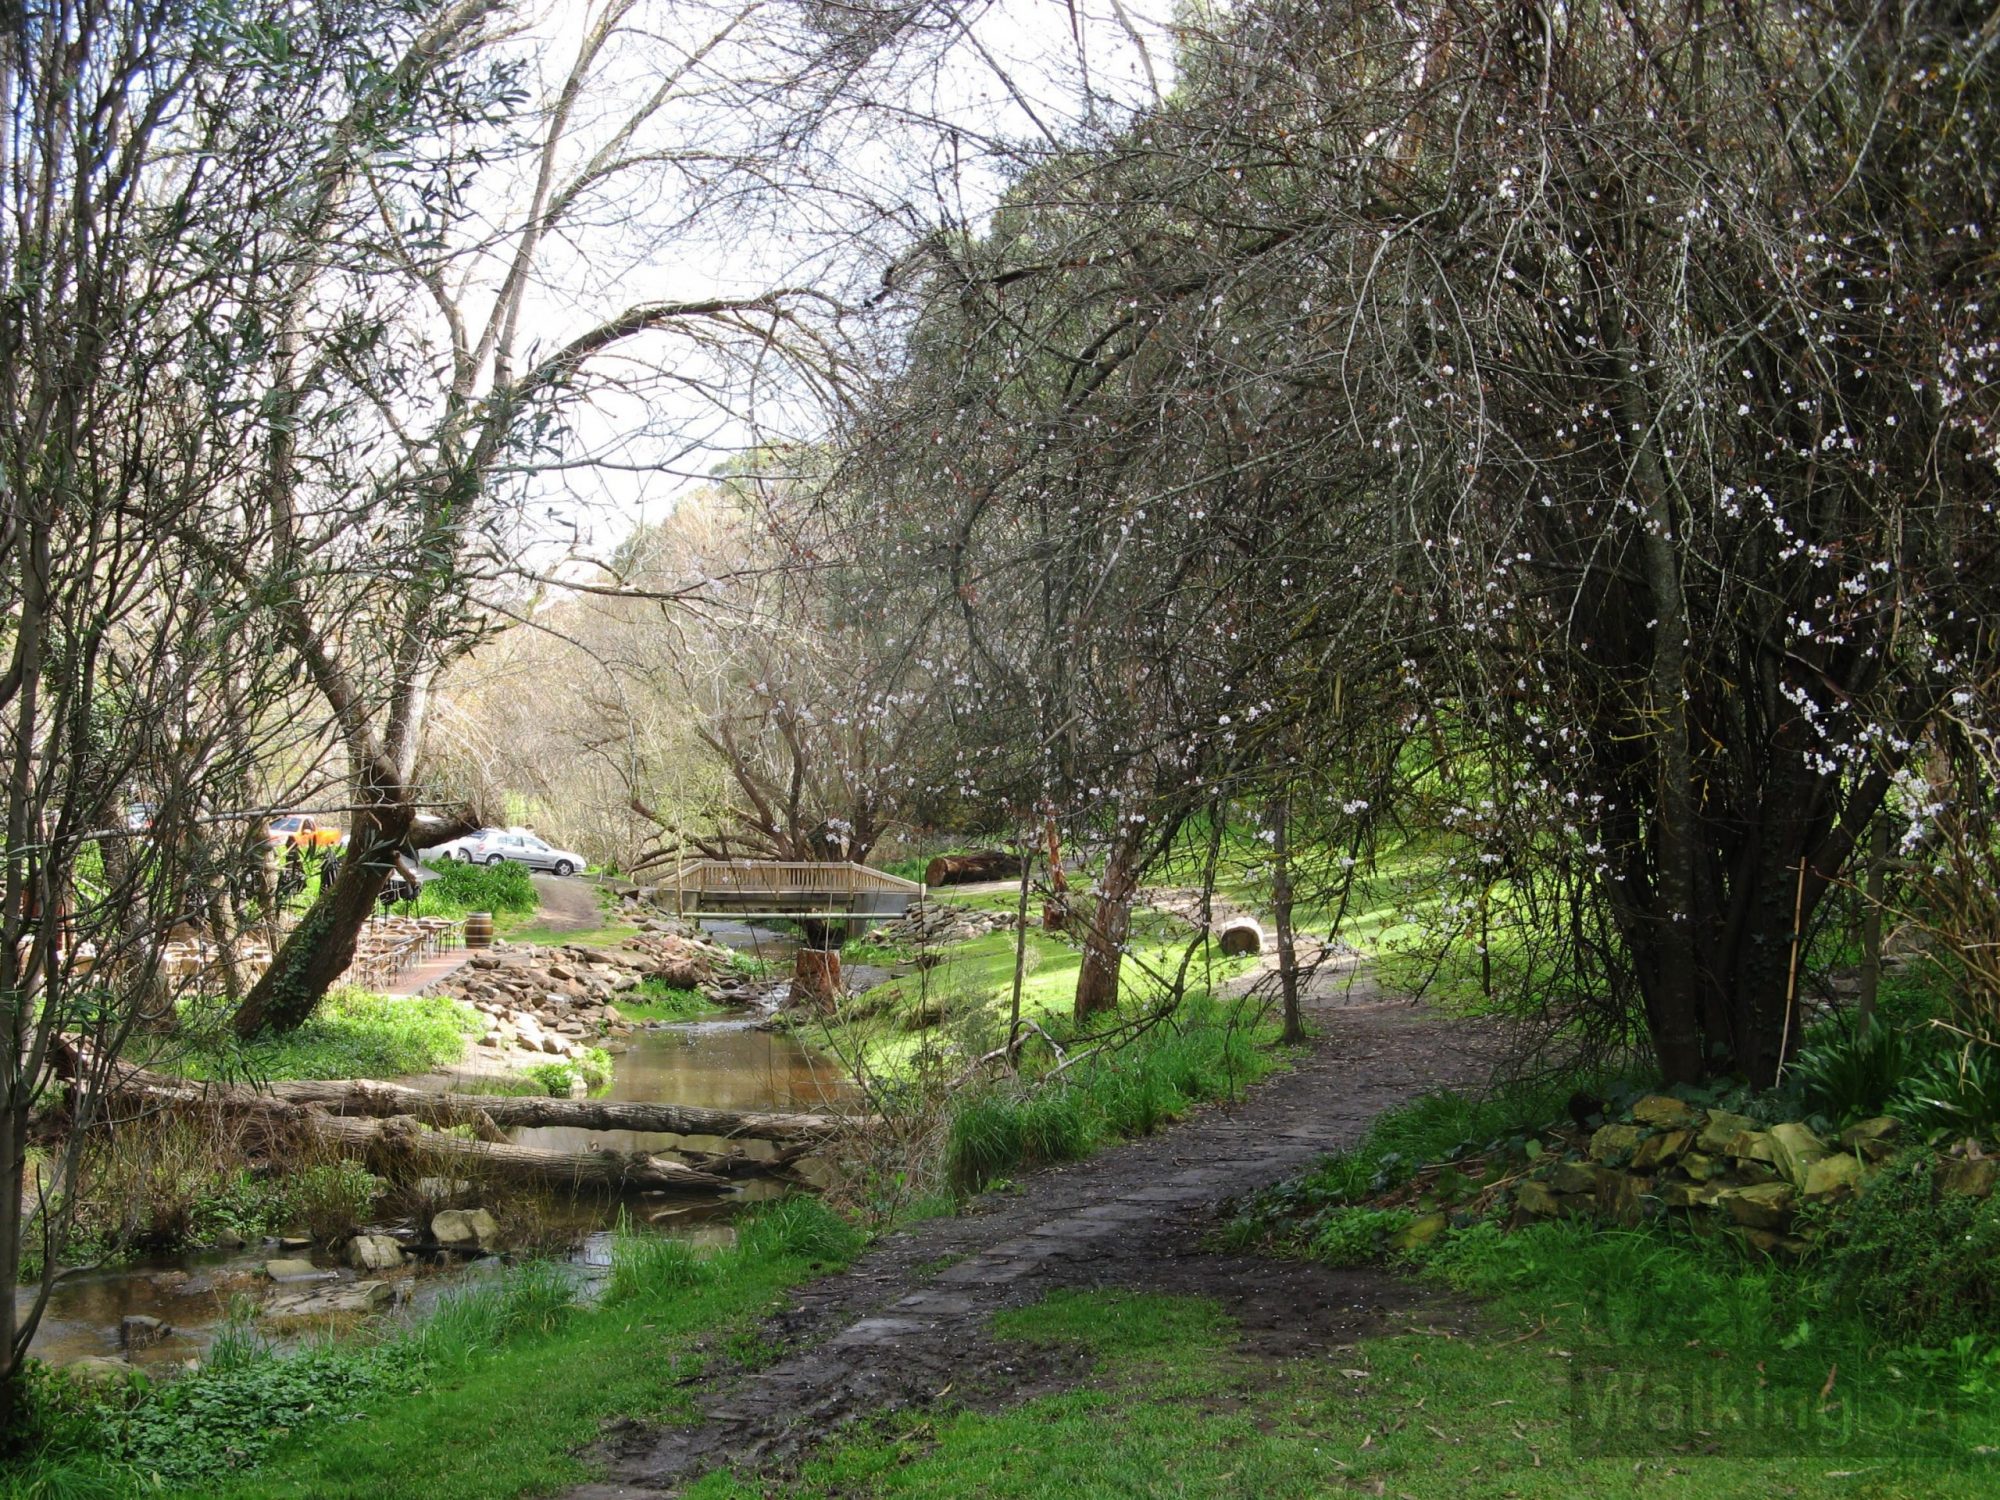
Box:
666 860 924 924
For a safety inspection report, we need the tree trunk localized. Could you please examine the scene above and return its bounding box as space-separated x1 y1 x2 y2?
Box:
1007 839 1033 1061
1074 836 1140 1021
0 1102 24 1445
231 799 412 1036
1042 815 1069 932
1271 792 1304 1045
1858 814 1889 1035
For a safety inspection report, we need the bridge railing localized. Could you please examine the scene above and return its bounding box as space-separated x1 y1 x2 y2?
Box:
665 860 924 919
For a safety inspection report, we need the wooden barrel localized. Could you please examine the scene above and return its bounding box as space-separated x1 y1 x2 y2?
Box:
463 911 494 949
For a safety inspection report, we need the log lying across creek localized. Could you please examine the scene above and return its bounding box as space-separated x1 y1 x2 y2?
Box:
309 1112 733 1191
98 1066 837 1191
261 1077 858 1142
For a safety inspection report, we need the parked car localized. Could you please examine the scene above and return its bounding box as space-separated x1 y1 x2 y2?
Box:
461 828 586 876
419 827 505 863
267 814 342 851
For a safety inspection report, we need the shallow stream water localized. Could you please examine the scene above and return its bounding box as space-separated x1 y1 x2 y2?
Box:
21 922 862 1371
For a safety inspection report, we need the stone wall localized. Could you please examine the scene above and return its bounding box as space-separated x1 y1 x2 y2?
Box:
1511 1094 1995 1256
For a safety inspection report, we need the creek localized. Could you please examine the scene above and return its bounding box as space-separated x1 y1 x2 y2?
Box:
20 922 861 1374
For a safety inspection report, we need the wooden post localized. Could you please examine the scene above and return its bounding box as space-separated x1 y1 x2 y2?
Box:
1007 837 1033 1066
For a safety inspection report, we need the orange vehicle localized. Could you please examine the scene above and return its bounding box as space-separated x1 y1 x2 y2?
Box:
266 814 343 851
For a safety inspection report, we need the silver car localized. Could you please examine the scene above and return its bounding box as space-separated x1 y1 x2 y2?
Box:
420 826 505 863
464 829 586 876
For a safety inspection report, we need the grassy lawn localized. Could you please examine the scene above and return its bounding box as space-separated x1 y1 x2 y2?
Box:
166 989 484 1081
494 912 644 949
685 1285 1995 1500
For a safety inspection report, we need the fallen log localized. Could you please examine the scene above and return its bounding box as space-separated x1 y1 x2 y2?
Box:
924 851 1024 887
313 1113 729 1192
260 1078 857 1141
99 1068 734 1190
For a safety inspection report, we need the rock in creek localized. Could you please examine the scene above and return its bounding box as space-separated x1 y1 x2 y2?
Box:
347 1233 407 1271
263 1257 332 1282
120 1315 171 1350
265 1280 398 1319
431 1207 502 1250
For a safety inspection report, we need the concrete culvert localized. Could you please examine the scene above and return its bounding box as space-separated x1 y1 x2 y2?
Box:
1218 918 1266 957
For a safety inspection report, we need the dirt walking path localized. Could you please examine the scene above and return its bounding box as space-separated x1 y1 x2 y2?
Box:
570 993 1504 1498
531 873 608 933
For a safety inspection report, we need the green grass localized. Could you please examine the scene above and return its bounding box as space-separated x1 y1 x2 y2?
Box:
494 914 642 949
616 976 727 1023
944 995 1281 1191
825 906 1259 1076
170 989 484 1081
682 1279 1997 1500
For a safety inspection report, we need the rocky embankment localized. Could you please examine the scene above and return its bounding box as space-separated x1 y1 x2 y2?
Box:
875 897 1019 948
423 928 754 1066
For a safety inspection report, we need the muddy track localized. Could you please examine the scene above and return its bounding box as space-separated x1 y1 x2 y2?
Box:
569 999 1503 1498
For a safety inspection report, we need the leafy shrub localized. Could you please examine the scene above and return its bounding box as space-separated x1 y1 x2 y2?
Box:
1829 1150 2000 1345
521 1061 578 1096
1309 1207 1417 1266
1790 1019 1927 1125
1891 1041 2000 1139
414 856 538 917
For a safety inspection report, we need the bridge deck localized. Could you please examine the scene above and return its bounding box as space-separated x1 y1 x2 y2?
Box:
667 860 924 922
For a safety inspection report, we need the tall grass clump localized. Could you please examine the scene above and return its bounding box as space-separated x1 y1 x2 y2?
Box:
414 1260 580 1365
946 997 1278 1192
737 1195 867 1265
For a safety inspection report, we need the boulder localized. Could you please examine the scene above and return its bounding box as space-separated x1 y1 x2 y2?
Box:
1837 1116 1903 1160
1801 1152 1864 1204
120 1315 171 1351
1767 1122 1830 1188
432 1207 502 1250
263 1257 328 1282
1679 1151 1719 1182
347 1233 406 1271
1593 1171 1655 1225
1942 1157 1998 1198
265 1280 396 1319
1631 1095 1698 1129
1662 1180 1722 1210
63 1356 137 1388
1695 1110 1758 1155
1716 1181 1797 1230
1549 1160 1597 1195
1514 1179 1565 1217
1631 1128 1692 1173
1723 1129 1779 1167
1390 1212 1449 1251
1589 1123 1645 1161
1217 918 1266 957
